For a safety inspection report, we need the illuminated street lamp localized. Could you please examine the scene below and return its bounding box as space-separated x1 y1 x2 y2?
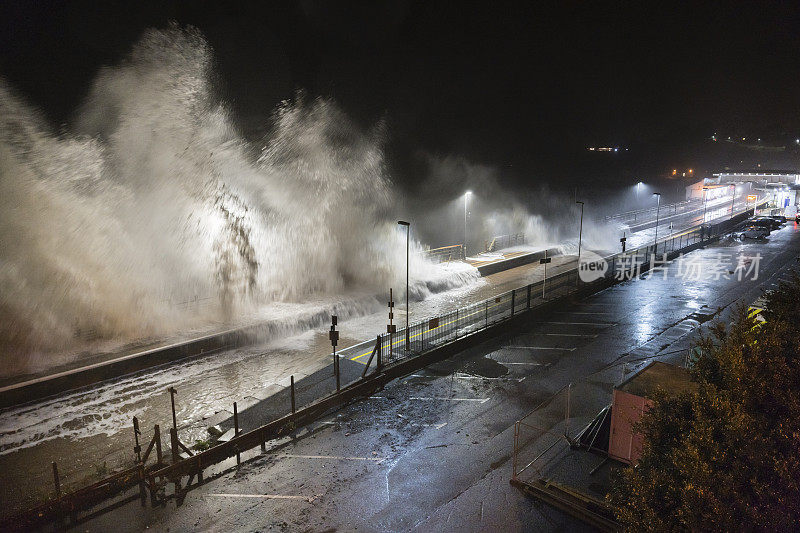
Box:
464 190 472 257
636 181 642 201
702 186 709 224
576 201 584 285
730 184 736 219
653 192 662 251
398 220 411 351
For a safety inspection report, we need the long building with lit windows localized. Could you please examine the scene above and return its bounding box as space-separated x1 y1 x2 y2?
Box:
686 170 799 209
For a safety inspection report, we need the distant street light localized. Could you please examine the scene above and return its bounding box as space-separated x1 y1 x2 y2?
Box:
576 201 584 286
464 190 472 257
730 184 736 219
398 220 411 351
653 193 662 251
636 181 642 201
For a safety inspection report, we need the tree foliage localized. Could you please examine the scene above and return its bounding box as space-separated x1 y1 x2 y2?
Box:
609 272 800 531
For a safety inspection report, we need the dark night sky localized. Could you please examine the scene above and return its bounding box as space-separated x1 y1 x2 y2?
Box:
3 1 800 191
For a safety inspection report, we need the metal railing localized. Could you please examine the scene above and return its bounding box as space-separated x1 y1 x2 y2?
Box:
604 199 694 223
423 244 465 263
485 232 526 252
375 265 580 366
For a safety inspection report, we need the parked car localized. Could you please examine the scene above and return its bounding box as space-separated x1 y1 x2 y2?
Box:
742 226 770 239
751 217 782 229
767 215 787 223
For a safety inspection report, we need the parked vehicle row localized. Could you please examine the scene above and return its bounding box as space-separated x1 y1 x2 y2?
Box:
740 214 788 239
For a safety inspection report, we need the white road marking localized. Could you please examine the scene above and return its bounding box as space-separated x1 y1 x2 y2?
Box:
541 321 617 326
208 493 315 501
506 346 576 351
552 311 610 315
453 373 526 382
542 333 598 337
497 362 547 366
412 422 448 429
410 397 490 403
279 454 385 463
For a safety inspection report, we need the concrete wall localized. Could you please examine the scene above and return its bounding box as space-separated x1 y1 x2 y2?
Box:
477 247 562 276
608 389 651 464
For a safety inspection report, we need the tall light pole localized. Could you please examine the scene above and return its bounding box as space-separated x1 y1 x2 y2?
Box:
464 190 472 258
730 185 736 219
636 181 642 201
701 186 709 223
653 192 661 251
576 201 584 285
397 220 411 351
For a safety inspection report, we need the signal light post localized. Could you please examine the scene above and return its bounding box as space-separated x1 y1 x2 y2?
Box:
576 200 584 285
540 250 552 298
330 315 339 392
653 192 662 251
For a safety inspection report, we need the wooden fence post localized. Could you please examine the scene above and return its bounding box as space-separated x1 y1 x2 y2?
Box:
169 427 182 494
234 402 240 466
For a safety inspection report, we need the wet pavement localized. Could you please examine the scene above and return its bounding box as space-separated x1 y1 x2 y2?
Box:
70 221 800 531
0 252 582 514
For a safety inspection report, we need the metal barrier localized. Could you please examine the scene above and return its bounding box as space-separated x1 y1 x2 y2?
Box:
377 264 580 366
485 232 526 252
423 244 464 263
604 199 693 223
512 381 611 485
510 380 620 531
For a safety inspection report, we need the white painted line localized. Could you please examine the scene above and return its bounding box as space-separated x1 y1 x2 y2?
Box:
552 311 610 315
542 333 598 337
506 346 576 351
412 422 449 429
541 321 617 326
208 493 315 501
454 373 527 382
279 454 386 463
497 362 547 366
410 397 490 403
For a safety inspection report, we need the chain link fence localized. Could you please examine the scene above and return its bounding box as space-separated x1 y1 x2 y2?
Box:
512 381 613 486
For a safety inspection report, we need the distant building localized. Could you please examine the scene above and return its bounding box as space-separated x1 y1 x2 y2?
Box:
713 170 800 186
685 170 800 208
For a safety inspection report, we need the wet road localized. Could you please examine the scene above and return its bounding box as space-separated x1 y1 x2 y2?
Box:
78 221 800 531
0 253 580 513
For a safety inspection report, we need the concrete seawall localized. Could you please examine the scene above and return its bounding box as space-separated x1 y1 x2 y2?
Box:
0 327 258 409
477 247 563 276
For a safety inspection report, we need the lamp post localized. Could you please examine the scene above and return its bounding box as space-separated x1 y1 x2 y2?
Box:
730 185 736 219
653 193 661 252
701 186 710 240
397 220 411 351
464 190 472 257
701 186 709 223
636 181 642 201
576 201 584 285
